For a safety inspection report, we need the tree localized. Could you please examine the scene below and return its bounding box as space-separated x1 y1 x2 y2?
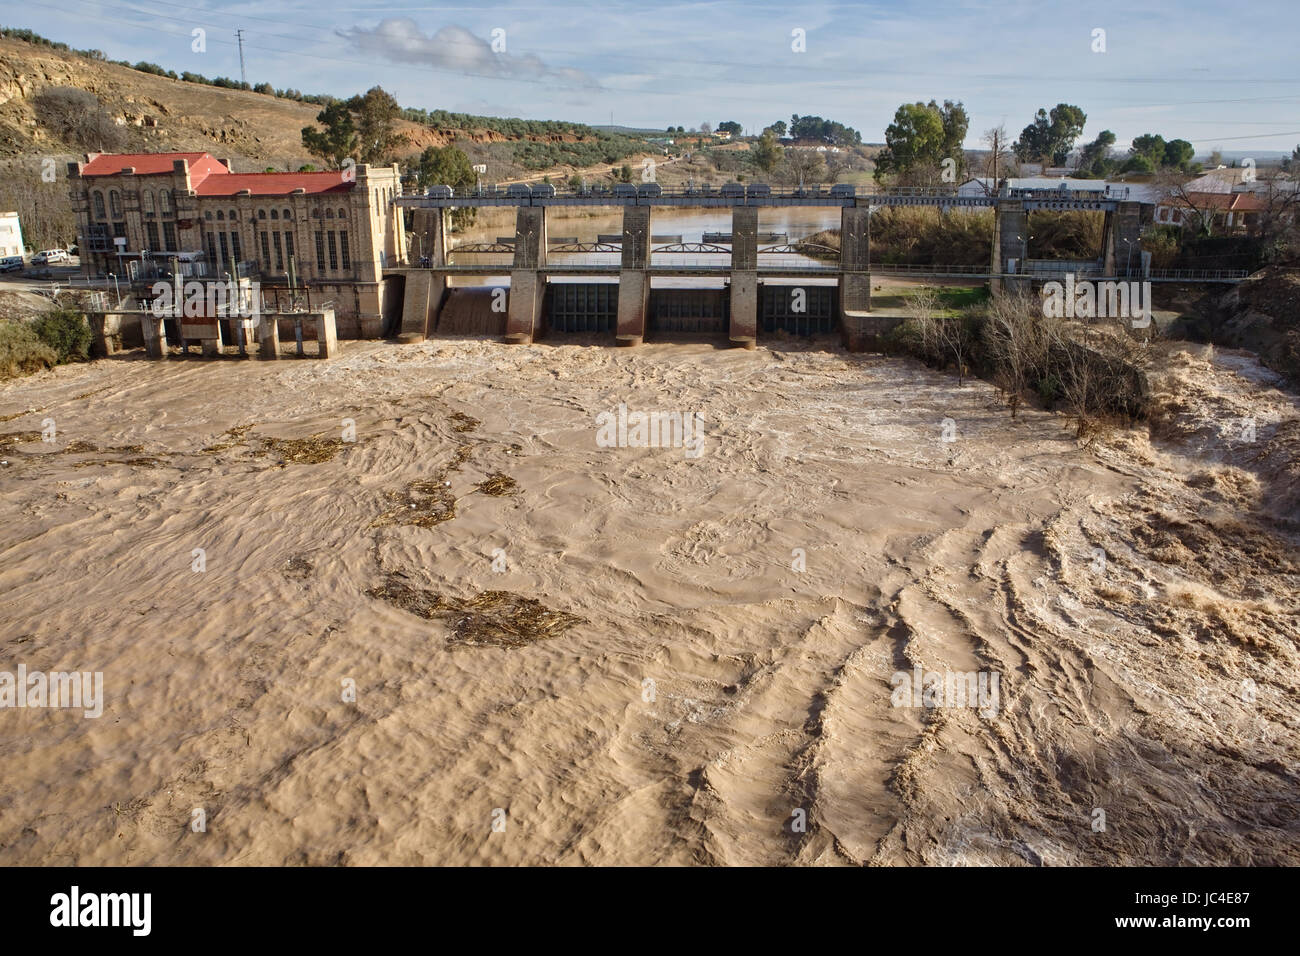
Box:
933 99 969 178
981 124 1017 183
414 145 474 189
874 102 945 182
1163 139 1195 171
700 121 712 136
1077 129 1116 175
753 129 784 174
32 87 126 152
352 86 404 164
717 120 742 136
302 100 359 167
1013 104 1087 168
783 148 826 186
767 120 787 138
1129 133 1167 167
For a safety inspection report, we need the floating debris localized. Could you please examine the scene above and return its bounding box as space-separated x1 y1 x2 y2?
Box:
476 472 518 497
449 412 480 433
367 576 584 648
202 424 256 454
0 431 44 447
371 479 457 528
283 554 314 578
261 436 346 465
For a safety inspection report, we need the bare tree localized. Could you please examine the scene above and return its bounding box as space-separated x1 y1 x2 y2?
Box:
983 290 1053 418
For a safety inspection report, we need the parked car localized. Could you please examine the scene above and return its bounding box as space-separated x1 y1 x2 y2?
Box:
0 255 23 273
32 249 69 264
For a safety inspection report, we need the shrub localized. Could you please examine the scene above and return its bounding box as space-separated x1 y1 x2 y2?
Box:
0 321 58 379
32 308 92 364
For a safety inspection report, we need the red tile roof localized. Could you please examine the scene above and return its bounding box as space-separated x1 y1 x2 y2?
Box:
1162 191 1267 212
194 172 353 196
80 152 355 197
81 151 229 178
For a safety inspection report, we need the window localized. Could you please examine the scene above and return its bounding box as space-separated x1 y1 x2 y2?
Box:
109 190 122 218
93 191 106 219
311 207 320 219
325 209 334 219
229 209 237 221
272 232 283 272
283 232 294 264
258 209 266 220
271 209 279 220
142 190 156 217
283 208 291 220
112 221 127 239
338 208 346 219
340 231 350 270
205 211 213 221
159 190 173 216
327 231 338 271
205 232 217 263
315 230 325 271
219 232 230 265
230 233 242 263
260 233 271 268
163 222 177 251
145 221 160 250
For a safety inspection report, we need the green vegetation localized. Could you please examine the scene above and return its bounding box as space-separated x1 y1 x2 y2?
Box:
874 100 969 184
0 308 92 380
33 308 92 364
1014 104 1087 168
788 114 862 146
0 320 58 380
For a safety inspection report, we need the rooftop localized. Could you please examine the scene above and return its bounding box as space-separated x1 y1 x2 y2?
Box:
79 151 356 197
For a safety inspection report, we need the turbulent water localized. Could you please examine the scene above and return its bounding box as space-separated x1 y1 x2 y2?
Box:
0 336 1295 865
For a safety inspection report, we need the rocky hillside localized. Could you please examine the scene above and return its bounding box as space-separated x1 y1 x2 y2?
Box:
0 35 640 175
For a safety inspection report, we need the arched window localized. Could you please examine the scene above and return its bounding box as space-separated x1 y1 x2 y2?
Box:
338 207 346 219
142 190 156 216
283 208 291 220
92 191 106 219
325 209 334 219
216 210 225 221
271 209 279 220
258 209 266 220
311 207 320 219
109 190 122 218
159 190 173 215
228 209 237 221
205 211 214 221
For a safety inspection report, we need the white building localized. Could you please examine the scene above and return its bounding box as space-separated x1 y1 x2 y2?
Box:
0 211 23 257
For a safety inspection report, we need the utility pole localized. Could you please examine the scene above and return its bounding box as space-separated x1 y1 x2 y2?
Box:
236 29 247 86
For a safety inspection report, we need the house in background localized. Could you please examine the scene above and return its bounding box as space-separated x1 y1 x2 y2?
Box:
0 211 23 257
67 152 407 337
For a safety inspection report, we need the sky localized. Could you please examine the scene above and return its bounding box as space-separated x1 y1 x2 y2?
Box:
6 0 1300 154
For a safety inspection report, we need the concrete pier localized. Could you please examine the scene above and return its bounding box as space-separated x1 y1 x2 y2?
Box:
991 199 1029 295
1103 201 1144 277
838 205 872 330
615 206 651 346
141 311 168 359
505 207 547 344
728 206 759 348
400 208 449 342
